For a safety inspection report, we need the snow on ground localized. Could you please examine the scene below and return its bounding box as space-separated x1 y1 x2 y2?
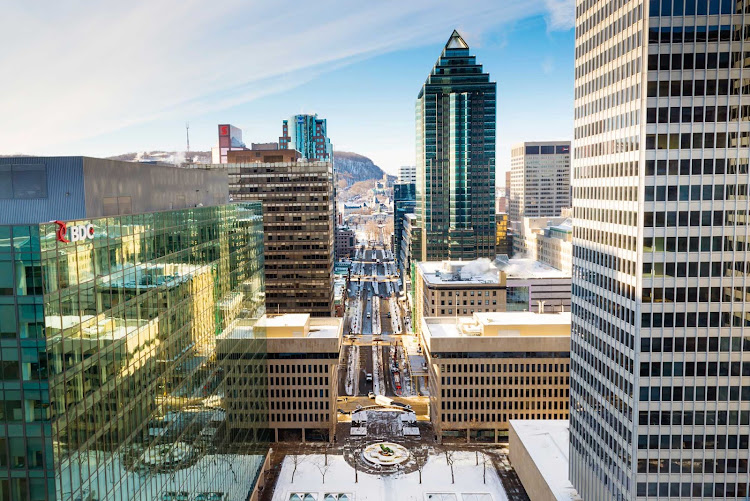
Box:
345 345 360 396
371 295 381 336
372 345 384 396
388 296 401 333
271 452 508 501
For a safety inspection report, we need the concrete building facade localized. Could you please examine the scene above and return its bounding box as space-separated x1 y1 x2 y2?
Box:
219 314 341 443
420 312 571 442
205 160 335 316
414 259 507 334
399 165 417 184
501 258 572 313
509 141 571 223
335 225 356 260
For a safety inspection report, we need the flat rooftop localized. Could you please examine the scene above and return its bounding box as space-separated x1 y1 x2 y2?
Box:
418 258 502 285
423 311 571 338
500 258 570 279
510 420 582 501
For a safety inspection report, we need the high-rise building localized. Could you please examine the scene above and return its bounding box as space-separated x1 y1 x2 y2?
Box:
509 141 571 222
420 311 571 443
212 123 248 164
415 30 496 261
0 157 268 501
209 160 335 317
335 225 356 260
393 182 416 276
279 114 333 161
399 165 417 184
570 1 750 500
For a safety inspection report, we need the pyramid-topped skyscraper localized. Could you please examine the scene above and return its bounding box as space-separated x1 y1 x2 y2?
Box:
415 30 497 261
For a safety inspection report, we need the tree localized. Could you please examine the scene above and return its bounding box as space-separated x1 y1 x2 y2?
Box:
444 450 456 484
289 453 305 483
481 453 491 484
315 457 332 484
414 447 427 484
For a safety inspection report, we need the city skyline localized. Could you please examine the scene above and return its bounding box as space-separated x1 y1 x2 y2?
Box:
0 1 574 177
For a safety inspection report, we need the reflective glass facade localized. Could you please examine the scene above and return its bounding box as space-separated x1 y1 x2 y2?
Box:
416 30 497 262
0 203 267 501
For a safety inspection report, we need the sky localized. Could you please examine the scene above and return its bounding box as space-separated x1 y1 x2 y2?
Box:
0 0 575 180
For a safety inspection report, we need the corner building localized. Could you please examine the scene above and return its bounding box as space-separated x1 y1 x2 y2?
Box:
415 30 497 261
0 203 268 501
571 1 750 499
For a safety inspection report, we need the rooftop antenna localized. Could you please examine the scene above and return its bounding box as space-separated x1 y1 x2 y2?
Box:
185 122 190 153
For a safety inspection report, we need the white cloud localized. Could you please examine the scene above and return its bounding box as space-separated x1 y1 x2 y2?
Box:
0 0 572 155
543 0 576 31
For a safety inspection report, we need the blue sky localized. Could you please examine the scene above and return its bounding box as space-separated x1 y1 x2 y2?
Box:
0 0 574 180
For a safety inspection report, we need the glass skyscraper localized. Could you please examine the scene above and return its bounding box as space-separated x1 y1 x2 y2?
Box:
0 203 267 501
415 30 497 262
279 114 333 162
570 1 750 499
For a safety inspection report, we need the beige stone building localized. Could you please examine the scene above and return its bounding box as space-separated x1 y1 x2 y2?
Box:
414 259 507 334
419 311 571 442
509 420 581 501
219 314 342 443
206 160 335 316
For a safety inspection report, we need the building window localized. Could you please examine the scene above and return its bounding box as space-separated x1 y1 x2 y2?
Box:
0 164 47 199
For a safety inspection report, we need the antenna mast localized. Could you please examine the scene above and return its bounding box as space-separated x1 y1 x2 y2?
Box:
185 122 190 153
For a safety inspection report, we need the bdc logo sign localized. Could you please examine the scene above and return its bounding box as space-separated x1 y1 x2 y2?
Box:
54 221 95 243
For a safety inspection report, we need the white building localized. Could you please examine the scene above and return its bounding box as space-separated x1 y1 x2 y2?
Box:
570 2 750 500
514 216 573 274
509 141 571 223
499 257 571 313
398 165 416 184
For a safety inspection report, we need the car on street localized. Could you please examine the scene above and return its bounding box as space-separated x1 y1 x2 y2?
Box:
368 391 375 399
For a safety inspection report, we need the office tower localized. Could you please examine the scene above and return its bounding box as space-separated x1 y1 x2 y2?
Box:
0 157 268 501
217 160 335 317
213 123 247 164
420 311 570 443
279 114 333 161
570 1 750 499
393 182 416 277
415 30 497 261
220 313 342 443
509 141 571 223
496 212 511 256
399 165 417 184
335 225 356 259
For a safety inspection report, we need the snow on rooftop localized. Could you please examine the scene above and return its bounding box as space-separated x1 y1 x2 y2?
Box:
510 420 581 501
500 258 569 279
307 324 341 338
424 312 571 338
419 258 501 285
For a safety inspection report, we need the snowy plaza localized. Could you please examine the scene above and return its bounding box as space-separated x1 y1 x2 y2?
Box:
270 450 509 501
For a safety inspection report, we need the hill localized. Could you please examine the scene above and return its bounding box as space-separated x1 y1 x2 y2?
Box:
333 151 385 186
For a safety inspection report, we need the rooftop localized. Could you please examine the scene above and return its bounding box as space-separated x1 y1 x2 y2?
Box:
497 258 570 279
423 311 571 338
510 420 582 501
418 258 503 285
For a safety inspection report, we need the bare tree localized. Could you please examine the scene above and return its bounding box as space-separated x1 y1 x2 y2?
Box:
414 447 427 484
289 453 305 483
315 457 332 484
481 453 491 484
444 450 456 484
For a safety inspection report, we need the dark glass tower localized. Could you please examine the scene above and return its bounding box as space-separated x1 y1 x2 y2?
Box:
415 30 497 261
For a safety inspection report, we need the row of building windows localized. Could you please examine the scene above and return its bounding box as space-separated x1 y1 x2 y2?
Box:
440 388 567 400
649 0 742 17
637 481 748 498
640 335 750 352
649 24 746 44
269 399 329 410
271 413 328 423
641 311 750 328
639 456 748 475
648 105 750 124
646 157 750 176
441 412 568 423
645 132 750 150
639 409 750 426
573 160 638 180
638 433 750 450
639 385 750 402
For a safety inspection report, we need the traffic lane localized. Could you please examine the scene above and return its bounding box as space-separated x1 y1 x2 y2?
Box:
359 346 374 396
379 297 392 335
381 345 394 396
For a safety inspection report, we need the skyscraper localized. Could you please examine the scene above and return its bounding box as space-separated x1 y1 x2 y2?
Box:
570 1 750 500
279 114 333 161
0 157 268 501
415 30 497 261
509 141 571 222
